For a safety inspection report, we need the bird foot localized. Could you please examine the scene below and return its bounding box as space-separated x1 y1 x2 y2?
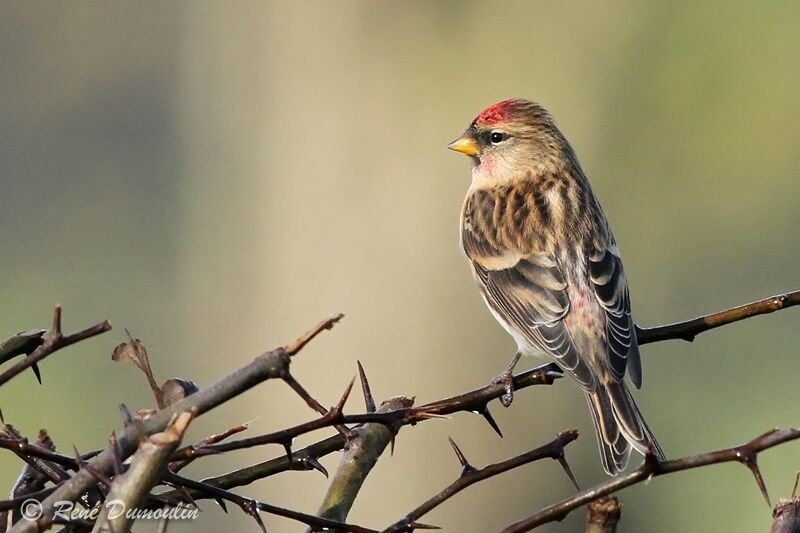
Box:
491 352 522 408
491 369 515 408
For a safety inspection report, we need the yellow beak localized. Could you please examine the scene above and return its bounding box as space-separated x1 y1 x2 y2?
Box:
447 135 479 157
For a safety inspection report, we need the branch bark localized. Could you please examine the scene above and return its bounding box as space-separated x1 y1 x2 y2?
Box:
312 396 414 529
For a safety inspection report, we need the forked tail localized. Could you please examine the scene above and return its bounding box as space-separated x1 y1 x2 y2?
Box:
586 382 665 475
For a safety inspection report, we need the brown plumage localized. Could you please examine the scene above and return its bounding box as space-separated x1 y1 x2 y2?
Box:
450 99 664 475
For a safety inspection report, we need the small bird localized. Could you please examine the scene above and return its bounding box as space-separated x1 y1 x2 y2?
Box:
448 99 665 475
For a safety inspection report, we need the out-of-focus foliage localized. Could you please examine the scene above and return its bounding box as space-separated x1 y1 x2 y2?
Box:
1 2 798 531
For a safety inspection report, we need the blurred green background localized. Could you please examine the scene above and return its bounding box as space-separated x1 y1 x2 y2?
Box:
1 2 799 532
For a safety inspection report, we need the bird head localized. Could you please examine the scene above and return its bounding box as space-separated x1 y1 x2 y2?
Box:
448 99 572 177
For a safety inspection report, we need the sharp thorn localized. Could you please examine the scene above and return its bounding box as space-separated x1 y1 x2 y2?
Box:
282 441 293 462
305 455 328 478
73 445 88 474
74 446 112 486
557 453 580 491
173 485 198 509
408 522 441 530
448 436 467 467
31 361 42 384
448 437 475 475
335 376 356 413
740 452 771 506
245 501 267 533
215 498 228 513
357 360 376 413
477 405 503 438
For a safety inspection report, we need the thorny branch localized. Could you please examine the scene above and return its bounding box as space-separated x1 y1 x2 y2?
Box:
156 361 563 505
501 428 800 532
162 471 376 533
0 289 797 532
0 306 110 386
167 361 561 464
383 431 580 533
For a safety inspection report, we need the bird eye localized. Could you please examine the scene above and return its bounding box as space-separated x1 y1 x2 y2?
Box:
490 131 506 144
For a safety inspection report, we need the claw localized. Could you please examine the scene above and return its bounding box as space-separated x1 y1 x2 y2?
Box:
492 353 521 408
500 378 514 407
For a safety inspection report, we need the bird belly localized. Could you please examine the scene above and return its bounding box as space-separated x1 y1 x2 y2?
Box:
479 292 545 357
480 292 548 358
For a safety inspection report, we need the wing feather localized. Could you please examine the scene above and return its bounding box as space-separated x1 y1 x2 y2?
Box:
588 247 642 388
467 233 597 390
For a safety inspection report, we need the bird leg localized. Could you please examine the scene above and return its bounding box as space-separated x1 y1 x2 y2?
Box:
491 352 522 408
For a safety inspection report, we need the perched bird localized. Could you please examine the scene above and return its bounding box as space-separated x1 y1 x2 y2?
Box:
448 99 665 475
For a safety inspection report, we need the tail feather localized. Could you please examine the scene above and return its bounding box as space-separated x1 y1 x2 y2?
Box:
585 388 630 475
586 382 664 476
606 381 666 461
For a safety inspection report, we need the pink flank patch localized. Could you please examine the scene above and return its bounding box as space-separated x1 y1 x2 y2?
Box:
564 286 600 332
476 99 517 126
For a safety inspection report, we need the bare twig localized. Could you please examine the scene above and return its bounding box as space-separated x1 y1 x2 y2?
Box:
7 315 343 533
501 428 800 532
170 421 251 472
285 314 344 355
384 430 579 532
637 289 800 344
0 307 111 387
